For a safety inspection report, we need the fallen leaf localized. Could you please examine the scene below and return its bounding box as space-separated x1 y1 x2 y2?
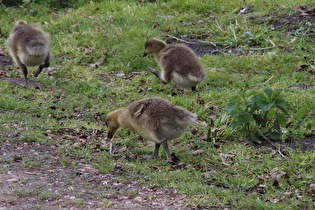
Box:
217 153 235 159
70 24 79 28
153 21 160 28
238 5 254 14
13 156 22 162
116 72 125 77
244 155 251 160
84 48 93 54
107 15 115 22
267 168 286 179
134 196 144 202
192 149 205 155
190 128 199 135
201 172 210 179
299 12 310 16
25 171 38 175
7 178 18 182
46 130 53 134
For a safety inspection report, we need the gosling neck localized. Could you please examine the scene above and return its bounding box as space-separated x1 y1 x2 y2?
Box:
117 108 131 129
154 52 162 62
154 41 167 62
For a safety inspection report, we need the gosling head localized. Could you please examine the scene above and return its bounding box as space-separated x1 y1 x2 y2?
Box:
15 20 27 26
143 37 166 57
105 109 123 141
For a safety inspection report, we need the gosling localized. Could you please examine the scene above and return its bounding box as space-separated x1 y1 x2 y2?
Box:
105 97 197 162
6 20 50 85
143 37 206 91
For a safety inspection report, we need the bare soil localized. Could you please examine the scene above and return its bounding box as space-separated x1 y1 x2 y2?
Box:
0 54 13 66
0 141 188 209
0 77 46 87
268 10 315 38
166 34 222 56
257 135 315 153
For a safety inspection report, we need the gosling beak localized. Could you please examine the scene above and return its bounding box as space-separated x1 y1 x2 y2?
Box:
107 131 114 140
142 52 148 57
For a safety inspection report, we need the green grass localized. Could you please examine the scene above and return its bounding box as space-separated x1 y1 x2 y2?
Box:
1 0 315 208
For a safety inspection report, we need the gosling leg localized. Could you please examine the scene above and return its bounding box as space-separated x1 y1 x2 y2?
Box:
34 53 50 77
146 66 167 84
161 140 173 162
21 64 28 85
152 143 161 157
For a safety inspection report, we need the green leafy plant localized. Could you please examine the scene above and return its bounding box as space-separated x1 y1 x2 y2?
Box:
225 88 289 143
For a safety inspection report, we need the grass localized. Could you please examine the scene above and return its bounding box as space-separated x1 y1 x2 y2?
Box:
1 0 315 208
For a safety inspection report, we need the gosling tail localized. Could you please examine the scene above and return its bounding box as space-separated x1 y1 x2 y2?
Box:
26 40 48 56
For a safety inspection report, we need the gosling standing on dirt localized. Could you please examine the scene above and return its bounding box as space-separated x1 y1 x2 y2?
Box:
143 37 206 91
105 97 197 162
6 20 50 85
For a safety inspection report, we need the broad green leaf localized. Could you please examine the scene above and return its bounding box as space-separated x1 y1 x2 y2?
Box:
230 120 240 128
275 113 287 126
228 95 241 104
269 107 277 117
253 114 264 125
246 99 256 108
246 90 259 98
275 98 286 106
229 113 252 128
276 104 289 115
257 100 274 111
237 113 252 124
266 132 281 140
250 131 262 143
263 88 273 99
238 88 248 98
251 94 266 103
225 103 238 114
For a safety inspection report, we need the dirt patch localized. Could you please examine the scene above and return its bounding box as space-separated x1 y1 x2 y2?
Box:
256 135 315 153
0 77 46 87
0 54 13 66
165 34 222 56
0 54 14 78
265 6 315 39
286 135 315 152
290 84 315 89
269 13 315 31
0 140 189 209
0 46 49 87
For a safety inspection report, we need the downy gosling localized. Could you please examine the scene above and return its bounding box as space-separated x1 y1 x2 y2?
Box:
105 97 197 162
143 37 206 91
6 20 50 85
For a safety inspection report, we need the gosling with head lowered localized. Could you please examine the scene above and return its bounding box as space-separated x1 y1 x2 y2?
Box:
143 37 206 91
105 97 197 162
6 20 50 85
